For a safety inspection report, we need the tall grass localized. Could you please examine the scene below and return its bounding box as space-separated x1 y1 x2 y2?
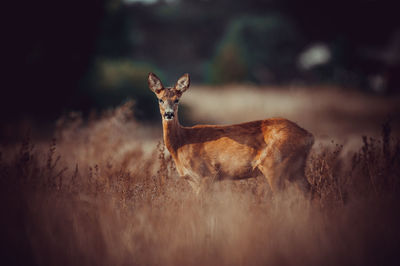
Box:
0 102 399 266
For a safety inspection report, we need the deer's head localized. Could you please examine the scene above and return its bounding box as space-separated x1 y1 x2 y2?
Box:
148 73 190 122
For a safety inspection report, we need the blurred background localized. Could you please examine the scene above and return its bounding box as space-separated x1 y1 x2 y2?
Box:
2 2 400 265
2 0 400 140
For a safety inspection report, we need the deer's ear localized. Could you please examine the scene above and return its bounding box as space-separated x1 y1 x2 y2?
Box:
148 73 164 94
175 73 190 94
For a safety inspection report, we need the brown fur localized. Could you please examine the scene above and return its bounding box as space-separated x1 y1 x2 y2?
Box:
149 73 314 194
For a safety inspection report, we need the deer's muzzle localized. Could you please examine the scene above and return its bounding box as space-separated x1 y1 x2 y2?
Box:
164 111 174 120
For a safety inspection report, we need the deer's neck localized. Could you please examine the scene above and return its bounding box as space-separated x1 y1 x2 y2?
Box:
162 117 182 157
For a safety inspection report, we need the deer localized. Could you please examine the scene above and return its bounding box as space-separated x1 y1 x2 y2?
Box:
148 73 314 196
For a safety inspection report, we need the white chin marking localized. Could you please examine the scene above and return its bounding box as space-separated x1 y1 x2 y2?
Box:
164 117 173 121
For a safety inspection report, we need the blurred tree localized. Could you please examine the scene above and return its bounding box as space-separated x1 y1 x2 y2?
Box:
284 0 400 92
208 43 248 84
96 0 132 58
89 58 163 120
2 0 399 131
208 15 304 84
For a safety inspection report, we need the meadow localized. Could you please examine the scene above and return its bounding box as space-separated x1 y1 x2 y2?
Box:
1 86 399 266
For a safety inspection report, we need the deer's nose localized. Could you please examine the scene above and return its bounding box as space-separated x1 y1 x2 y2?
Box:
164 111 174 119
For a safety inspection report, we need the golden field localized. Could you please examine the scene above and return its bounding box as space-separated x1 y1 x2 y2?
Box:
0 86 399 266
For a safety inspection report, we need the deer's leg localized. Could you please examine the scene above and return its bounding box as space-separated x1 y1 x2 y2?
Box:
197 171 219 195
291 159 311 193
294 173 311 193
274 148 313 196
288 150 314 198
257 161 284 192
185 174 215 196
184 175 202 195
285 146 310 183
256 146 285 192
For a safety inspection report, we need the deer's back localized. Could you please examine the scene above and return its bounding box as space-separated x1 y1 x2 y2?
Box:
174 118 313 179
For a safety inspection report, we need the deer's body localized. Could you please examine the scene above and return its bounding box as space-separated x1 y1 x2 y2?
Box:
149 73 314 194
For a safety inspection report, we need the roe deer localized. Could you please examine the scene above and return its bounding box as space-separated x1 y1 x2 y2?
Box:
148 73 314 195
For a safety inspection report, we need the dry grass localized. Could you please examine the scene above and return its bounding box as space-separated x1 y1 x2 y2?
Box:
1 97 400 266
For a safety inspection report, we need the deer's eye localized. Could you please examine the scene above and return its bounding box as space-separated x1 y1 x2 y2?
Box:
159 99 164 104
174 99 179 104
